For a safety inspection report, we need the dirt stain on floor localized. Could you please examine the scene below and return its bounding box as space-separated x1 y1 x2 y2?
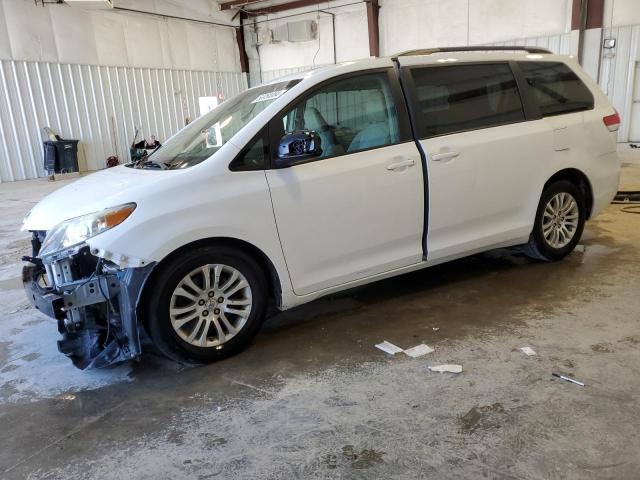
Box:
460 403 508 434
591 343 614 353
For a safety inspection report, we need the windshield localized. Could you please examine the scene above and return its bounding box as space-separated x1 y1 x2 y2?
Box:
129 79 300 170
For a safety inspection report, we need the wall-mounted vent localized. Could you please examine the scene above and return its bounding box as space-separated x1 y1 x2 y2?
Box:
287 20 317 42
257 20 317 45
63 0 113 9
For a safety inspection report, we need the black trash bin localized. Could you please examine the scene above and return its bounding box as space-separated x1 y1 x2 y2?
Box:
43 140 79 174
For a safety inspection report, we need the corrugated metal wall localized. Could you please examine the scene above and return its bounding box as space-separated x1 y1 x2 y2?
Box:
485 32 572 54
598 24 640 142
0 60 248 182
258 65 319 85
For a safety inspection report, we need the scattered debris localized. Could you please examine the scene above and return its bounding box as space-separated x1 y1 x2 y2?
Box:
520 346 537 356
428 364 463 374
374 341 404 355
552 372 585 387
574 244 586 253
432 327 440 331
403 344 434 358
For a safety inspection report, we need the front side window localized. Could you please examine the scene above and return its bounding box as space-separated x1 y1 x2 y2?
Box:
229 130 268 171
130 79 300 170
278 71 401 159
410 63 525 139
519 61 594 117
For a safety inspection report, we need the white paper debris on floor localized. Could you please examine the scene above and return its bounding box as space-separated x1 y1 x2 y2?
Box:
403 344 434 358
374 341 404 355
520 346 537 356
428 364 463 374
432 327 440 331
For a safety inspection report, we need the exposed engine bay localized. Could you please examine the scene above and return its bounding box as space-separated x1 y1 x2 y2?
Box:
22 231 154 369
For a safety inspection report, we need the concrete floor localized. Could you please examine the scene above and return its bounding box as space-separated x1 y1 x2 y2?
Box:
1 161 639 479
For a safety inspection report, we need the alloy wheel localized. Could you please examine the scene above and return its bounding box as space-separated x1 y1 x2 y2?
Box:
169 264 252 347
542 192 579 249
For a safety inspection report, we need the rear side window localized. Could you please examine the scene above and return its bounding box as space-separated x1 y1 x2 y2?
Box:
519 61 594 117
410 63 525 138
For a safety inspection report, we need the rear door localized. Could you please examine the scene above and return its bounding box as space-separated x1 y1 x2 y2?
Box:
401 61 552 261
265 69 424 296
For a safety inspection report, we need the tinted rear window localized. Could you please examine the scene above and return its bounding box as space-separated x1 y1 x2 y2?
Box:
410 63 525 138
519 61 594 117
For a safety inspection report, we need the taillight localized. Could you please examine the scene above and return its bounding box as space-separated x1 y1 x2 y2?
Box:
603 111 621 132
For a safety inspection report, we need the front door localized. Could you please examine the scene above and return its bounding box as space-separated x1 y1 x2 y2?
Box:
266 70 424 296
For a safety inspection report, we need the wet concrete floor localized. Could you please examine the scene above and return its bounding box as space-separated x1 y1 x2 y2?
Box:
1 164 639 479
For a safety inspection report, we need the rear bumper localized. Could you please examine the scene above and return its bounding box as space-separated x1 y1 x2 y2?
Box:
590 151 621 218
22 253 155 369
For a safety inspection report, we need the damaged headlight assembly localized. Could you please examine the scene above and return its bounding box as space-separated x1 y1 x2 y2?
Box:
39 203 137 258
22 202 157 369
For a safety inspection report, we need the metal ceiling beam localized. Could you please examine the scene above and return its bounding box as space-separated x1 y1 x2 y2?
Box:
219 0 266 11
243 0 332 16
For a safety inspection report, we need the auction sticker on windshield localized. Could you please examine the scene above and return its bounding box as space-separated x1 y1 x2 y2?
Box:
252 90 287 103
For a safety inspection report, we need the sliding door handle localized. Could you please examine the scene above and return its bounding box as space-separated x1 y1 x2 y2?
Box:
431 151 459 162
386 158 415 170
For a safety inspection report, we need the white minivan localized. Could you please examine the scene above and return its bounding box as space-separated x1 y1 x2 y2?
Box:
22 47 620 368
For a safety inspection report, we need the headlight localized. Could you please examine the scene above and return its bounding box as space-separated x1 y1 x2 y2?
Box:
39 203 136 257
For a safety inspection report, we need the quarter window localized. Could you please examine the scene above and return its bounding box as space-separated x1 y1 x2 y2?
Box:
519 61 594 117
279 72 401 159
410 63 525 138
229 130 268 171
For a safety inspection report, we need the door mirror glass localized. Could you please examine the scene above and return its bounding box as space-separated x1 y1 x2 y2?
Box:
276 130 322 167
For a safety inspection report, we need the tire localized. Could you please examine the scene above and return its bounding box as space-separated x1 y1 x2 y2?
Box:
145 246 268 363
523 180 586 262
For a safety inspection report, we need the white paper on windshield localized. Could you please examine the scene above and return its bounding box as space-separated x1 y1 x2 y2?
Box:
252 90 287 103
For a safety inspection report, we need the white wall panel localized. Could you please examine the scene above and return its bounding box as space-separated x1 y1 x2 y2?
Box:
605 0 640 28
2 1 58 62
0 2 11 60
91 10 130 67
49 7 99 66
599 24 640 142
0 0 241 72
0 59 248 182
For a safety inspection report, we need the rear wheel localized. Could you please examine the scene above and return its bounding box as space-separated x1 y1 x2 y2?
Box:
523 180 585 261
145 246 268 363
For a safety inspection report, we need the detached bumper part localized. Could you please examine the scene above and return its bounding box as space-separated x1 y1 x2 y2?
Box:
23 253 154 369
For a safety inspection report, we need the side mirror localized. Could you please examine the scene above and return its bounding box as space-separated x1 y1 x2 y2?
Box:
276 130 322 167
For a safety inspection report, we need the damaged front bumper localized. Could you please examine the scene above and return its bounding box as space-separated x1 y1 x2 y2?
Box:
22 233 154 369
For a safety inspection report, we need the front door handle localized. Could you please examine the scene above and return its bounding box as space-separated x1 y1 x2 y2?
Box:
431 151 459 162
386 158 415 171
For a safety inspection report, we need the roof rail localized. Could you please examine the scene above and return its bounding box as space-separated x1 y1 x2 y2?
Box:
394 46 553 57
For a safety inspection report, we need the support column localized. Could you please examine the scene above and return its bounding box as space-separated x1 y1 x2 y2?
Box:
366 0 380 58
236 13 249 74
571 0 604 80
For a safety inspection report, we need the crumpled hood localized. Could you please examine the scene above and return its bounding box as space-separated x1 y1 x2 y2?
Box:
23 166 170 231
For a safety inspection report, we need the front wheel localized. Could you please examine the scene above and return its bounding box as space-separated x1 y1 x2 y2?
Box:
145 246 268 363
523 180 586 261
